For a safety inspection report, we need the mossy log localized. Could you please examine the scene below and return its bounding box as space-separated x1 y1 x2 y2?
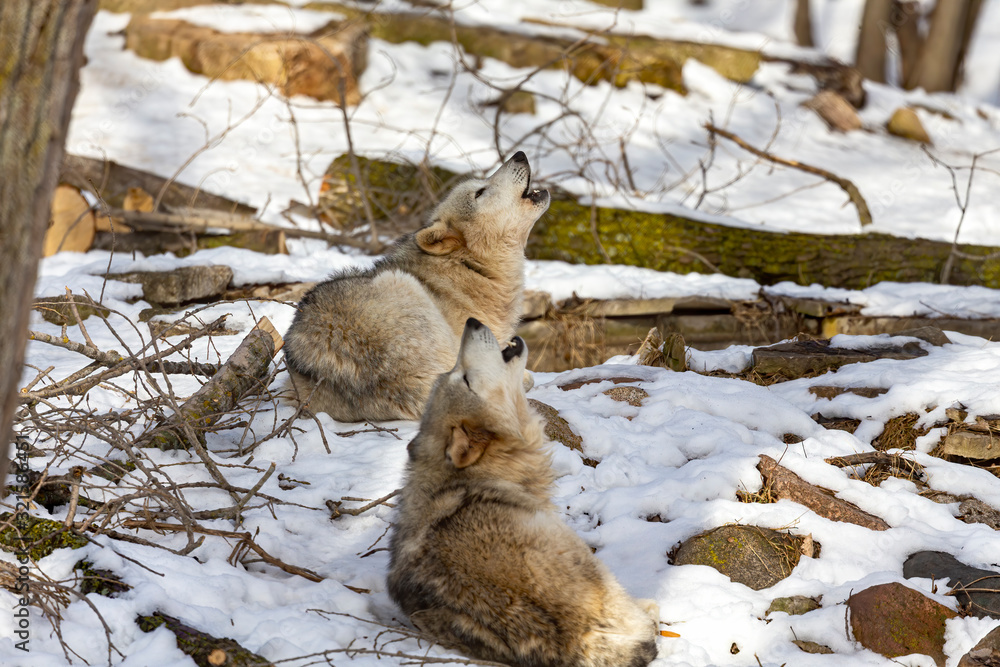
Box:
138 613 273 667
0 512 89 561
325 156 1000 289
304 2 761 93
532 198 1000 289
139 318 281 450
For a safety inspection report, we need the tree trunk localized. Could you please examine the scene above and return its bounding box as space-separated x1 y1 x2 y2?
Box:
911 0 970 92
951 0 983 90
893 1 924 88
0 1 97 491
855 0 893 83
793 0 814 48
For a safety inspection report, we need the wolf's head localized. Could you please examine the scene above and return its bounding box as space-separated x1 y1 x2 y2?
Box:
408 319 548 484
415 151 550 260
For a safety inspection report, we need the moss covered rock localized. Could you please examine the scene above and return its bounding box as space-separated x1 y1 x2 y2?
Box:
848 582 956 666
528 399 583 452
672 525 806 590
0 512 88 561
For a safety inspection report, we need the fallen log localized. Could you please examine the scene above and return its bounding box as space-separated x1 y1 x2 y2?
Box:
824 451 925 481
139 318 282 451
319 155 1000 289
60 154 256 216
757 454 890 531
137 613 273 667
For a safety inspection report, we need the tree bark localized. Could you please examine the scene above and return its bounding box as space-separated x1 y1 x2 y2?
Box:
793 0 814 48
911 0 971 92
892 1 924 88
0 0 97 492
139 318 281 451
855 0 893 83
951 0 984 91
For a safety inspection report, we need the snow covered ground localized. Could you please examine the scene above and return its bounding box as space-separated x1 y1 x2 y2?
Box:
69 2 1000 245
4 1 1000 666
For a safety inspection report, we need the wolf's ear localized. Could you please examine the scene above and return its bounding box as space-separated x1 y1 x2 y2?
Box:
416 223 464 256
446 425 492 469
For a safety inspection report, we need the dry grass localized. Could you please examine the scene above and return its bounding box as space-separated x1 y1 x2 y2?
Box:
527 303 606 372
872 413 929 452
736 476 776 504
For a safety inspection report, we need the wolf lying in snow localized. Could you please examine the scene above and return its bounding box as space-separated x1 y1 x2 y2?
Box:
388 318 660 667
283 152 549 422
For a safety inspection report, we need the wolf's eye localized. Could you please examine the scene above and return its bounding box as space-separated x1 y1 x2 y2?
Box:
474 187 486 199
463 374 471 389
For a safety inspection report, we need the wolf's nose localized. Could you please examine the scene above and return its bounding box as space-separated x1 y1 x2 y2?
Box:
511 151 527 163
465 317 484 331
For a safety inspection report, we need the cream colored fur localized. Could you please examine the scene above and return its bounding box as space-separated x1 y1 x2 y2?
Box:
282 152 549 421
388 320 660 667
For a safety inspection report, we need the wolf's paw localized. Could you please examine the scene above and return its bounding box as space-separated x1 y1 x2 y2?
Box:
522 370 534 392
637 598 660 624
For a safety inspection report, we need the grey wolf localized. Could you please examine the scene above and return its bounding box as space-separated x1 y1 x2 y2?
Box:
387 319 660 667
283 151 549 422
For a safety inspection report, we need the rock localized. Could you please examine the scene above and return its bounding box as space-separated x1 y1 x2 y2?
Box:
528 399 583 453
959 498 1000 530
33 295 111 326
109 265 234 305
793 639 834 654
766 595 821 616
672 525 807 590
894 326 952 346
945 408 1000 433
887 107 932 144
958 626 1000 667
903 551 1000 618
45 186 96 255
803 90 862 132
848 582 956 666
941 431 998 460
751 336 929 378
124 16 367 105
603 385 648 407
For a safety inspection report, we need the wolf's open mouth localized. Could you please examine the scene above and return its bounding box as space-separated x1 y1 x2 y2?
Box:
502 336 525 363
522 187 548 203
